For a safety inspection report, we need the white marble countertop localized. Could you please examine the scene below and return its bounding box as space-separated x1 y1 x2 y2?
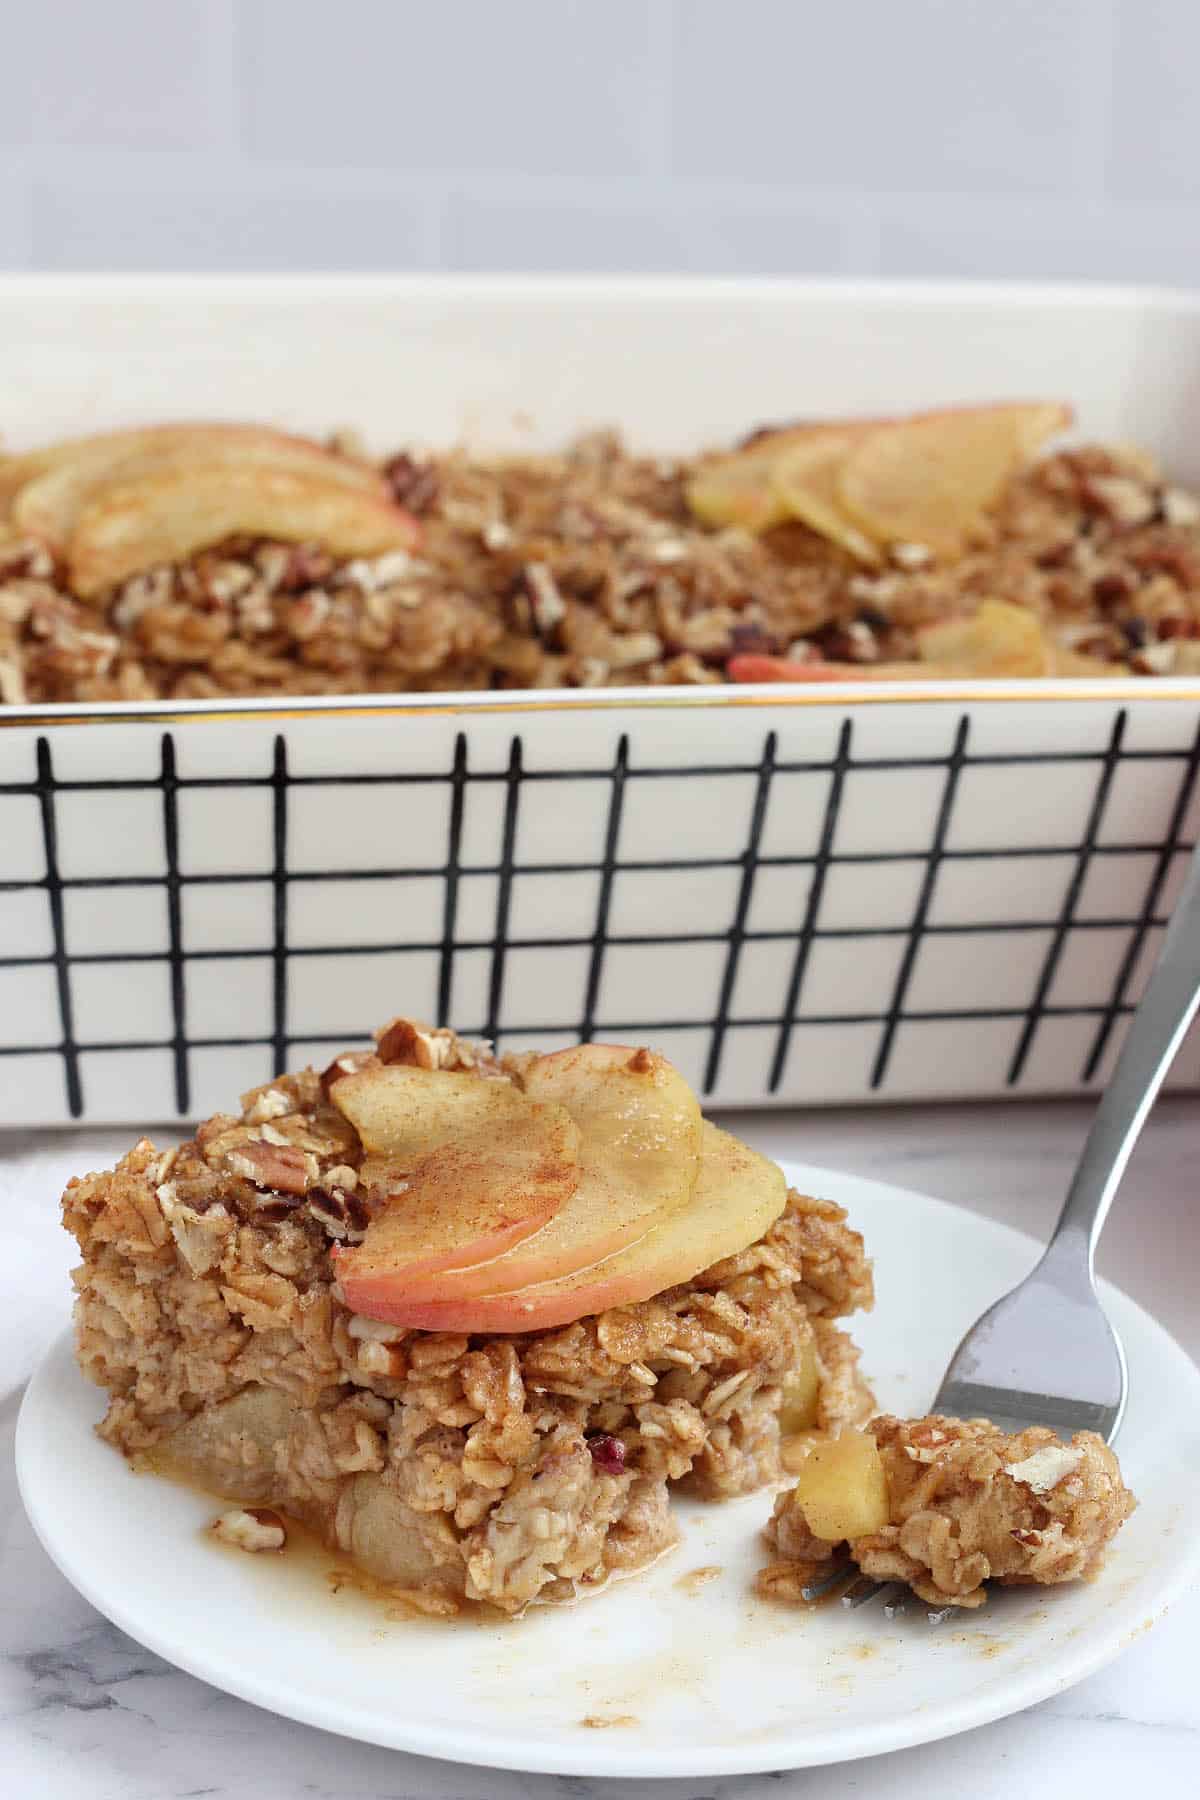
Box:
3 1098 1198 1800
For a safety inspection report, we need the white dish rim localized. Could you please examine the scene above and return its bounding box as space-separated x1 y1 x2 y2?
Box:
5 676 1200 732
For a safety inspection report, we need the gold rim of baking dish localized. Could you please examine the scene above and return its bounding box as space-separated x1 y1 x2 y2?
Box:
3 676 1200 730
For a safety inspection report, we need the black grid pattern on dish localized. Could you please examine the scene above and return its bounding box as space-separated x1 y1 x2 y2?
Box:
2 709 1200 1119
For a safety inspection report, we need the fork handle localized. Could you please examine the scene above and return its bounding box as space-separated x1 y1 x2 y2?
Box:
1048 837 1200 1274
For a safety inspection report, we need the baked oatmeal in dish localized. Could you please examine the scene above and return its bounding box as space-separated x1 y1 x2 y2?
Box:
6 403 1200 706
62 1018 874 1618
757 1413 1135 1611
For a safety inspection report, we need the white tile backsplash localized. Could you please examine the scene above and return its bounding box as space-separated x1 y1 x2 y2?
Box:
1108 0 1200 202
670 0 1091 193
444 191 849 275
33 174 427 272
876 201 1200 286
6 0 1192 288
0 171 32 268
243 0 657 177
30 0 233 151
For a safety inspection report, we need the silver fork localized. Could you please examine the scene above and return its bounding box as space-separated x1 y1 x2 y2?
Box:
834 836 1200 1619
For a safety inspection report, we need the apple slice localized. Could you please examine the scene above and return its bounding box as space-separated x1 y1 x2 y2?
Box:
68 463 420 597
330 1063 536 1159
335 1099 579 1303
12 424 390 550
771 432 882 564
522 1043 703 1201
915 599 1053 677
837 402 1071 559
685 418 890 537
687 439 796 534
369 1122 787 1334
0 422 385 522
338 1045 704 1322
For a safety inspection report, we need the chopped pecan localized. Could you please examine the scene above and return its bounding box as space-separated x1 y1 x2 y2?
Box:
521 562 567 637
308 1183 369 1240
276 544 335 593
319 1050 379 1097
728 620 779 658
1080 474 1157 528
375 1017 494 1074
225 1140 312 1196
382 453 440 514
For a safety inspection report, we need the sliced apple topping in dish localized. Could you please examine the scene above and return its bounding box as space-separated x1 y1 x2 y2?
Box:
329 1043 721 1326
69 465 419 598
10 423 391 547
837 402 1072 560
727 598 1128 686
687 402 1072 564
0 422 419 598
770 429 883 565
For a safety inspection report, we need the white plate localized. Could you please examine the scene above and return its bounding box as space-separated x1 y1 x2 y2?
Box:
17 1162 1200 1779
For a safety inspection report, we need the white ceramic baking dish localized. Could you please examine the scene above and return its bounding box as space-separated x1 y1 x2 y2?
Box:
2 275 1199 1127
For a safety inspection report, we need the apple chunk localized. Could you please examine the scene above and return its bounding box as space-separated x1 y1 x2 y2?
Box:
778 1338 821 1435
335 1100 579 1306
374 1121 787 1334
11 424 390 551
337 1044 704 1322
68 463 419 597
785 1431 890 1542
